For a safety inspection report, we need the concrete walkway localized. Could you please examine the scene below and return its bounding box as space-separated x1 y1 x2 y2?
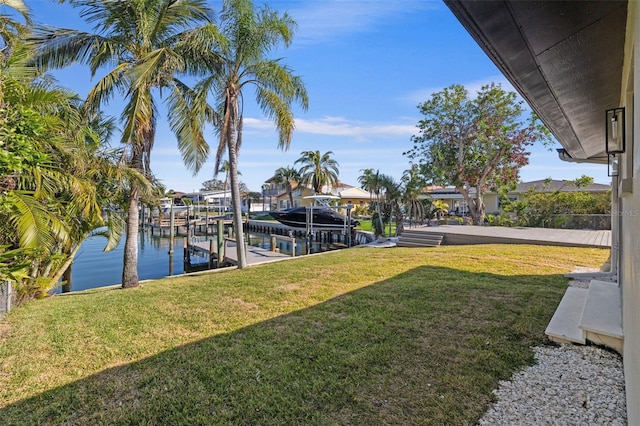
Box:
404 225 610 248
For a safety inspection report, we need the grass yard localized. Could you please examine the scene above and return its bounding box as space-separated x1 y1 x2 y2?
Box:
0 245 608 425
356 219 396 236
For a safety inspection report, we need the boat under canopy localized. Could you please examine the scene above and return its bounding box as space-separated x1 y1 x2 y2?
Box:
270 206 359 229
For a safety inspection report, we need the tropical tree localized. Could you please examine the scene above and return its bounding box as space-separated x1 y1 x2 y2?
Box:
379 175 403 236
273 165 300 208
201 178 226 191
296 150 339 195
402 165 427 226
358 168 387 237
31 0 216 288
404 83 551 225
192 0 308 268
431 200 450 219
0 42 144 300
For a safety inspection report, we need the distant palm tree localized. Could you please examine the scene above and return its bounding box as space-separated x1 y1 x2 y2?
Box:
192 0 308 268
402 165 426 226
379 175 403 236
295 150 339 194
273 166 300 208
31 0 215 288
358 168 388 237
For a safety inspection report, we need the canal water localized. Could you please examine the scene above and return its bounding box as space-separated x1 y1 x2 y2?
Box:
68 229 336 292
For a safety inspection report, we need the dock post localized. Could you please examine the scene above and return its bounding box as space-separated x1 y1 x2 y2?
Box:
205 208 209 238
209 239 215 269
270 235 276 252
217 220 225 267
183 237 190 272
169 208 175 255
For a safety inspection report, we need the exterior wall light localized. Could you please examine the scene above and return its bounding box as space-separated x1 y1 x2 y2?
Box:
606 107 625 155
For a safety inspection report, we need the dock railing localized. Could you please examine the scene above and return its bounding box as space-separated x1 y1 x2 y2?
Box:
270 234 296 257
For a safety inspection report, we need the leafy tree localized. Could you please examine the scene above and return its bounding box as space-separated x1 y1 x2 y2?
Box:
193 0 308 268
201 178 226 191
32 0 216 288
404 83 551 225
296 150 339 195
0 44 143 300
273 165 300 208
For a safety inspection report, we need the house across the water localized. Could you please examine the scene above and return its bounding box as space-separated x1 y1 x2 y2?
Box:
427 179 611 216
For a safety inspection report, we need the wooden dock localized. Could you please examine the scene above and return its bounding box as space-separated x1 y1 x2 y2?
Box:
189 237 293 267
149 218 234 237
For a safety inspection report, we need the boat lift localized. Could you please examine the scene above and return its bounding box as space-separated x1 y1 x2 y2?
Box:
303 195 355 251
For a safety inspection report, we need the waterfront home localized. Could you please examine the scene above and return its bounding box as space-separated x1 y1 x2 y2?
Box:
272 181 372 210
427 179 611 216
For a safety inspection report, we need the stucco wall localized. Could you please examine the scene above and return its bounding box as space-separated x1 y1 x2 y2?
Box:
621 2 639 423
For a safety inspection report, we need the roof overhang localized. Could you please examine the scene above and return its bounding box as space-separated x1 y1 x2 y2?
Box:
444 0 628 163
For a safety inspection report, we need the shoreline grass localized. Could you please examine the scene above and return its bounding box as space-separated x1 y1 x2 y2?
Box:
0 244 608 425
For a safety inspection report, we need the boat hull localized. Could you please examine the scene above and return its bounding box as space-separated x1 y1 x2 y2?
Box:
270 207 359 229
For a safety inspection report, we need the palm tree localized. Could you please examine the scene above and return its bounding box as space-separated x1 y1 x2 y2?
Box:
358 168 386 237
273 166 300 208
379 175 403 236
295 150 339 194
0 49 146 299
31 0 216 288
402 165 426 226
193 0 308 268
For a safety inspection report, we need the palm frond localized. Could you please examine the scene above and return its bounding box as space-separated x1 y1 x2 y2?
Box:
6 190 68 248
166 79 210 174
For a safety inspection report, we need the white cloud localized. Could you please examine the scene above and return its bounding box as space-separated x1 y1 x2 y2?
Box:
244 116 416 140
401 75 517 105
284 0 439 45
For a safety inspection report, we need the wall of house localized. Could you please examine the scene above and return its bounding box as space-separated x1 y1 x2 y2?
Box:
620 2 639 423
483 194 500 214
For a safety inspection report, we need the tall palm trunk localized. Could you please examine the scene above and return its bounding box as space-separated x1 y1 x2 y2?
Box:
122 186 139 288
287 184 294 208
227 94 247 268
61 263 72 293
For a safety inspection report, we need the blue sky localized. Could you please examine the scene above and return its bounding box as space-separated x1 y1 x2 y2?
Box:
28 0 610 192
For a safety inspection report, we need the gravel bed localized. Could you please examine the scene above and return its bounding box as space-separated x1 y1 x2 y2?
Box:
478 344 626 425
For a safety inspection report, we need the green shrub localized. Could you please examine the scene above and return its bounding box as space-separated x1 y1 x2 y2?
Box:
487 214 514 227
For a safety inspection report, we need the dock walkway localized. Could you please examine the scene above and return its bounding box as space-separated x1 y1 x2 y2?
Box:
191 239 292 266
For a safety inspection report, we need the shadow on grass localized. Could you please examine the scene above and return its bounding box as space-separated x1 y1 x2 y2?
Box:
1 266 566 425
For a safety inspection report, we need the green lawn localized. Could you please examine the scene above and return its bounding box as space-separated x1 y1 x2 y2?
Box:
0 245 607 425
356 219 396 236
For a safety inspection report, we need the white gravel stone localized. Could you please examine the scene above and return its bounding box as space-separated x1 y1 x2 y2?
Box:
478 344 626 425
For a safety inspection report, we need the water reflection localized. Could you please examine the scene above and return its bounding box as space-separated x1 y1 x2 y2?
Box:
68 230 345 292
